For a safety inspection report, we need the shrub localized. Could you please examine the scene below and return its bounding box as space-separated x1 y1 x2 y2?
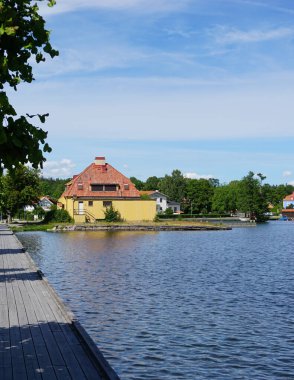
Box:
140 194 151 200
164 207 174 215
34 205 46 219
43 209 72 223
153 214 160 222
104 205 123 222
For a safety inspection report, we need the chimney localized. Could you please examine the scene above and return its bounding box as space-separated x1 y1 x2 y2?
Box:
95 156 106 166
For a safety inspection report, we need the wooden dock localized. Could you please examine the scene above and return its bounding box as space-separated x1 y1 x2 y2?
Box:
0 225 120 380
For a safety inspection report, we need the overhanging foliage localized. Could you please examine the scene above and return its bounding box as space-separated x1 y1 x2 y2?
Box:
0 0 58 173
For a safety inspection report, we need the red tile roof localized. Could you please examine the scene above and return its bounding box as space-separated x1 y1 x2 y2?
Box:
283 192 294 201
61 160 140 199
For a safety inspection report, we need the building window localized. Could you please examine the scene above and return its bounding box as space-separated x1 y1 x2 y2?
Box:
124 184 129 190
103 201 112 208
91 184 117 192
88 201 93 207
160 198 162 203
91 184 103 191
104 184 117 191
77 183 83 190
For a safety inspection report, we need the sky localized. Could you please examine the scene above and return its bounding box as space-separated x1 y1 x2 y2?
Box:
10 0 294 184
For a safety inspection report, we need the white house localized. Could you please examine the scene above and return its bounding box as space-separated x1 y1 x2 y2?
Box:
24 196 57 213
140 190 181 214
39 196 57 211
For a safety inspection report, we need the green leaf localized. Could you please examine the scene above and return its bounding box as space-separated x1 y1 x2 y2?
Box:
36 53 45 63
0 127 7 144
48 0 56 7
4 26 18 35
11 136 22 147
38 113 49 123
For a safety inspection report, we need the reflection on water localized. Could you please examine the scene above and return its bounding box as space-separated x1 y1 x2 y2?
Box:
17 223 294 379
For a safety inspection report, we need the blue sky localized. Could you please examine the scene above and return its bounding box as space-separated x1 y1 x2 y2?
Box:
10 0 294 184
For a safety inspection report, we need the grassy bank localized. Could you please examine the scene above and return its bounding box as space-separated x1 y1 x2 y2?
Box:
10 219 220 232
10 222 70 232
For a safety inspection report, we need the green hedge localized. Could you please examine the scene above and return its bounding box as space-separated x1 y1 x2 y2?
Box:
43 209 72 223
158 213 231 219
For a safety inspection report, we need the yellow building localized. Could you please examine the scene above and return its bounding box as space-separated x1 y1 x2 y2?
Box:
58 156 156 222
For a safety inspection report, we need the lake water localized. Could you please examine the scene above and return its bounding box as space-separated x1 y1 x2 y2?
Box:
17 222 294 379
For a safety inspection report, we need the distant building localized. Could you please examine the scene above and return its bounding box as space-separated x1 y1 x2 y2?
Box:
140 190 181 214
282 192 294 220
58 156 156 222
283 192 294 209
39 196 57 211
24 196 57 213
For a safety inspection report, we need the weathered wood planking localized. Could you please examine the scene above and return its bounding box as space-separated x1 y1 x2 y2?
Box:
0 225 120 380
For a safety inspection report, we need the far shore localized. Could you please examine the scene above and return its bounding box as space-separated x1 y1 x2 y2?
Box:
7 219 235 232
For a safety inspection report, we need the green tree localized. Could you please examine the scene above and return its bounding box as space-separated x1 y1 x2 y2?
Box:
144 176 161 191
104 205 123 222
185 178 214 214
39 177 69 200
262 183 294 209
0 0 58 173
130 176 144 190
1 165 41 221
237 171 268 221
159 170 186 203
43 208 72 223
164 207 173 216
212 181 239 214
209 178 220 188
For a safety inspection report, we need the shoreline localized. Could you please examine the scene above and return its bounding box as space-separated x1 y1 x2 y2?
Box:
49 224 232 232
7 219 260 232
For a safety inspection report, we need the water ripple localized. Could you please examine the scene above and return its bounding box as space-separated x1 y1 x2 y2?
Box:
17 222 294 379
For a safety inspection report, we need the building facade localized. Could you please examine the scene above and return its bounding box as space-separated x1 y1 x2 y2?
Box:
58 156 156 222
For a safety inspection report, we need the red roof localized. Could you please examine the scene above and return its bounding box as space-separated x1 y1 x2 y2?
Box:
283 192 294 201
61 160 140 199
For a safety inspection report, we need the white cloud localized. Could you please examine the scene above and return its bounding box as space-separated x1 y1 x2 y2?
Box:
287 180 294 186
184 172 214 179
10 71 294 142
33 45 153 78
213 26 294 44
42 159 76 178
32 45 201 79
283 170 292 177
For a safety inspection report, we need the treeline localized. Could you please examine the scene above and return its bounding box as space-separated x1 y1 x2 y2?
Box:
131 170 294 221
1 166 293 223
39 177 69 200
0 167 69 220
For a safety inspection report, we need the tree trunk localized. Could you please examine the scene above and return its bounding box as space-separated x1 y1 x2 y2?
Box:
7 212 12 224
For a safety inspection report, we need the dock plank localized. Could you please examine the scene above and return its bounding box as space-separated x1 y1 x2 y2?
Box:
0 225 119 380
